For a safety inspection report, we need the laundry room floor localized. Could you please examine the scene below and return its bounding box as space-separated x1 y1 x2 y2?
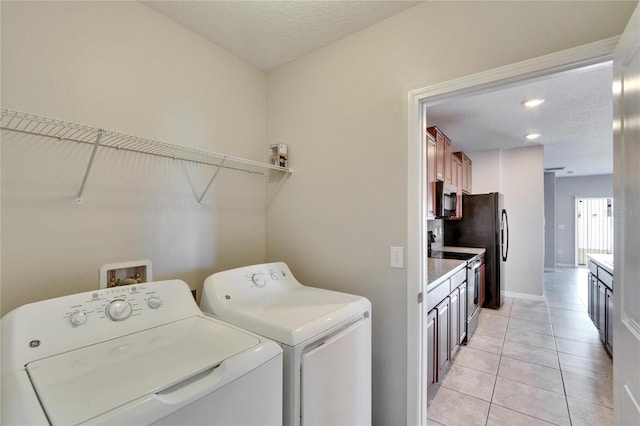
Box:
427 267 613 426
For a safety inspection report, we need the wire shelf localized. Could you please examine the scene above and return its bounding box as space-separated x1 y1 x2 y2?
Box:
0 108 292 204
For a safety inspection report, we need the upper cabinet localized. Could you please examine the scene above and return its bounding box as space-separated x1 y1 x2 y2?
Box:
426 126 473 220
453 152 472 194
426 133 437 218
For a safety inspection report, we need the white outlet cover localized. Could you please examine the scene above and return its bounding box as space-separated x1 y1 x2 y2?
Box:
390 246 404 269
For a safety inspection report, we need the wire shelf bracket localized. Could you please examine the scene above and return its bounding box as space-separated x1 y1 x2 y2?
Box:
0 108 293 204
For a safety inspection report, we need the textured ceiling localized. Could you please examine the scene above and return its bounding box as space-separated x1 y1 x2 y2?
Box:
141 1 613 178
142 1 419 71
426 63 613 177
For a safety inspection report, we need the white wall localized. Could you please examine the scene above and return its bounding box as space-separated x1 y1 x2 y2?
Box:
265 2 634 423
1 1 268 314
544 172 557 270
469 146 545 298
555 174 614 265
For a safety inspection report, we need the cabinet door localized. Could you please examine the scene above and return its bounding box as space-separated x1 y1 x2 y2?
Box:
435 130 445 181
590 274 599 326
436 297 450 378
426 135 436 217
426 309 437 391
449 289 459 358
458 283 467 344
588 273 594 320
444 136 452 184
606 287 613 355
461 155 470 193
597 282 606 341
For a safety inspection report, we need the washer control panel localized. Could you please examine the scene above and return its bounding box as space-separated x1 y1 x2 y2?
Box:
63 284 165 328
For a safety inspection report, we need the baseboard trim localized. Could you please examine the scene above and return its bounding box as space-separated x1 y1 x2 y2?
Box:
544 267 557 272
555 263 576 268
504 291 545 302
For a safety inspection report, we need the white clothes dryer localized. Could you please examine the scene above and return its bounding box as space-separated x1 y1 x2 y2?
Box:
1 280 282 425
200 262 372 426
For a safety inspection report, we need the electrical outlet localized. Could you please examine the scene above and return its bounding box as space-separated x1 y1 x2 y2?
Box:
390 246 404 269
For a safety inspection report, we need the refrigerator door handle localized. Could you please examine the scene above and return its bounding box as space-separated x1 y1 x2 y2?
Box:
501 209 509 261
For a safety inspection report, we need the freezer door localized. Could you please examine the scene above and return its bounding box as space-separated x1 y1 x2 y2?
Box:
300 317 371 426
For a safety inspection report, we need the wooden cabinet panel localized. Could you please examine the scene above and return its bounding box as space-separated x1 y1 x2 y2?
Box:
426 134 436 218
431 128 445 181
436 297 450 378
426 309 437 391
444 136 452 184
453 151 472 194
449 288 460 358
597 282 606 341
588 274 597 321
606 287 613 355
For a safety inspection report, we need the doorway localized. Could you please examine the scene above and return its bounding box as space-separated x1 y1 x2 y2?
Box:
407 38 620 425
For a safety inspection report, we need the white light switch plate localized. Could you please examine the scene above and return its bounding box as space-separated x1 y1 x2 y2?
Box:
390 246 404 269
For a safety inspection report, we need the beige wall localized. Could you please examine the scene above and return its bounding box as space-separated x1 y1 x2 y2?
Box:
265 2 634 424
1 1 636 425
1 1 268 313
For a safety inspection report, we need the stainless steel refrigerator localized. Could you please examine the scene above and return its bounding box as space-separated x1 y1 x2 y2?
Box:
444 192 509 309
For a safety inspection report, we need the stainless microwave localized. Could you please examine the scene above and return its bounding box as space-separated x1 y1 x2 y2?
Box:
435 181 458 218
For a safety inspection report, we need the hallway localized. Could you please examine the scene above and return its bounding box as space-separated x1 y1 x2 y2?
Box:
427 267 613 425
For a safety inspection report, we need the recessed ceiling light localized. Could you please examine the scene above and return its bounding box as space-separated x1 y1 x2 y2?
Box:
525 133 541 140
522 98 545 108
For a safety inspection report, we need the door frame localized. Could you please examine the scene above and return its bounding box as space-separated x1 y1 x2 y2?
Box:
406 37 619 425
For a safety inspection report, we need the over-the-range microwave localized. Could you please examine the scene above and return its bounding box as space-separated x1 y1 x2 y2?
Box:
435 181 458 218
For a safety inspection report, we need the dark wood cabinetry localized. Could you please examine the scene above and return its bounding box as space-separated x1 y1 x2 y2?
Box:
453 151 472 194
426 127 472 219
426 267 468 392
587 257 613 356
426 134 436 218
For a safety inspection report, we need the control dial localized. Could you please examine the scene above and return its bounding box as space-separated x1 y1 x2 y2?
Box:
105 299 133 321
69 310 88 326
270 272 280 281
147 296 162 309
251 273 267 287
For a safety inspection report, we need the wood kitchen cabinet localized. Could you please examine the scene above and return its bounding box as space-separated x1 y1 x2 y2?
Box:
426 133 436 218
436 297 450 378
453 151 472 194
587 256 613 356
478 262 486 308
426 309 437 392
427 126 451 184
444 136 452 184
449 288 460 358
450 155 463 219
458 282 467 345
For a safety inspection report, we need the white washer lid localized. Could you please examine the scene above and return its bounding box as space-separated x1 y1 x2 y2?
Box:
216 287 370 346
26 316 259 425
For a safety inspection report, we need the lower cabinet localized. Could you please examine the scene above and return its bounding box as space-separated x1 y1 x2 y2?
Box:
426 279 468 392
426 309 437 391
587 260 614 356
449 288 460 358
436 297 450 378
606 287 613 355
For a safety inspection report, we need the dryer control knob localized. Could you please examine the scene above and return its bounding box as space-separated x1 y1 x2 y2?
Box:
147 297 162 309
69 310 88 326
251 273 267 287
270 272 280 281
105 299 133 321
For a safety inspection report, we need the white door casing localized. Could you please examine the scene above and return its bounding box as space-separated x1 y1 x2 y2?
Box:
407 36 629 425
613 3 640 425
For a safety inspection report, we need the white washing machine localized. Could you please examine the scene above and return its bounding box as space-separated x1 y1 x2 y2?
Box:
200 262 372 426
1 279 283 425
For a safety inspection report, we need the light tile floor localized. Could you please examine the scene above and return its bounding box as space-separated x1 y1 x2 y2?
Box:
427 267 613 425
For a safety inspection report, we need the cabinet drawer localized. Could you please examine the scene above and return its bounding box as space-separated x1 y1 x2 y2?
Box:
450 267 466 291
598 267 613 289
588 261 598 275
427 278 451 312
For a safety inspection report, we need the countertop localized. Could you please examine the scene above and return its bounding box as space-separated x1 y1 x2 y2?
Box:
587 253 613 274
438 246 486 255
427 258 466 286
